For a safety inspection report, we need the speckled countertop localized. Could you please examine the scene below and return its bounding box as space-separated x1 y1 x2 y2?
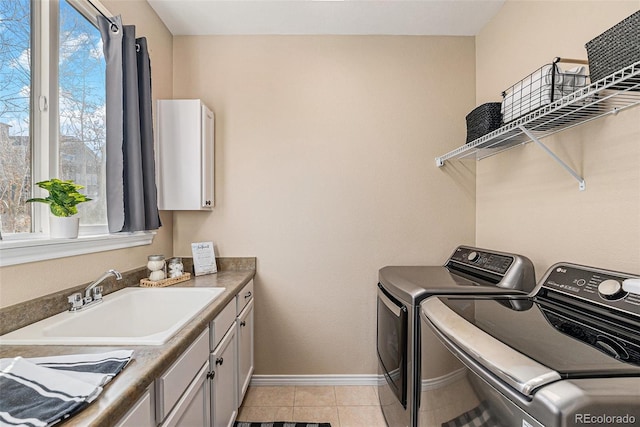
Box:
0 258 256 426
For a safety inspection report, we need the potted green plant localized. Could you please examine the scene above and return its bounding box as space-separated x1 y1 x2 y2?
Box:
27 178 92 238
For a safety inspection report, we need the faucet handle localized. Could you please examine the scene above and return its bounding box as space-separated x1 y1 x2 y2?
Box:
92 285 104 301
68 292 84 311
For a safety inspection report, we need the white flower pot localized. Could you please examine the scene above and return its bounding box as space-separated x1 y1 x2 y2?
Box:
50 215 80 239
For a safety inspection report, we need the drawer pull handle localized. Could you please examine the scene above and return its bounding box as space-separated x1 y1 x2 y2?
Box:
215 357 224 366
244 291 252 299
240 321 246 327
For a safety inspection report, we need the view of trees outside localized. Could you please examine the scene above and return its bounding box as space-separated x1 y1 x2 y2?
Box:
0 0 107 234
0 0 31 233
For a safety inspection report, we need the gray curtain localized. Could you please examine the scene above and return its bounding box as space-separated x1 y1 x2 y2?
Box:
98 16 161 233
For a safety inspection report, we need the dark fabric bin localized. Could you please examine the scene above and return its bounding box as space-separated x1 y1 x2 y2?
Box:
465 102 502 144
585 10 640 84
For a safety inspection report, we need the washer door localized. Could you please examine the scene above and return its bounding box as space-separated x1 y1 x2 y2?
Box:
376 284 407 407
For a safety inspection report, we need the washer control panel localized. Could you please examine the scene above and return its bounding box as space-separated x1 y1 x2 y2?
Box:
542 263 640 316
449 246 514 275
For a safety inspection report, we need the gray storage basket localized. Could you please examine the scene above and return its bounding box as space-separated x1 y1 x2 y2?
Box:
585 10 640 84
465 103 502 144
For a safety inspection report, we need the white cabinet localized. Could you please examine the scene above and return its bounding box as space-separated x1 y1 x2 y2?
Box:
211 324 238 427
116 281 255 427
236 281 254 405
157 99 214 210
161 364 211 427
115 388 154 427
210 302 238 427
155 328 210 425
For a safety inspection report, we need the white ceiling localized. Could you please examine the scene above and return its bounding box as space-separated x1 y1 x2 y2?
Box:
146 0 506 36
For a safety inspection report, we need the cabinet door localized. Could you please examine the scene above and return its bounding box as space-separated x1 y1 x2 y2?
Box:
157 99 214 211
211 323 238 427
156 328 209 421
161 363 211 427
236 280 254 314
237 298 254 405
201 104 214 208
115 389 154 427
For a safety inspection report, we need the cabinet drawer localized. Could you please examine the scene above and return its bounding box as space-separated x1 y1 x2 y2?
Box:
236 280 254 315
156 328 209 422
211 300 235 351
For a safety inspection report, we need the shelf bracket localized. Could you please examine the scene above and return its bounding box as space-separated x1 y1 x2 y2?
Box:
519 125 586 191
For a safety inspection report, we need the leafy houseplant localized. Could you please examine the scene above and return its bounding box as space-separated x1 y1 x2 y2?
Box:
27 179 92 238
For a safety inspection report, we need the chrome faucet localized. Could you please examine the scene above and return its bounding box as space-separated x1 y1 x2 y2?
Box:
68 269 122 312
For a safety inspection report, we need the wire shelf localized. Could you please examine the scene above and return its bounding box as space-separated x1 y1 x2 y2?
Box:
436 60 640 167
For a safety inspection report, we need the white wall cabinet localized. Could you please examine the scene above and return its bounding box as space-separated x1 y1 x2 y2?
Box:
157 99 214 210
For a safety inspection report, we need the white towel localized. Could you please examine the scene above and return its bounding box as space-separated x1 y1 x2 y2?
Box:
0 350 133 427
27 350 134 387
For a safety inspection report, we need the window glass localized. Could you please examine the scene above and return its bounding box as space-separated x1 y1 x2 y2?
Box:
59 0 106 227
0 0 108 236
0 0 32 234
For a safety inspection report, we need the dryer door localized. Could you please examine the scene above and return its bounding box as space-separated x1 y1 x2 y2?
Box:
376 284 407 407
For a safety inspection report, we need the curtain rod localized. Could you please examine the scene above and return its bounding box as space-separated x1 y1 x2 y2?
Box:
86 0 118 32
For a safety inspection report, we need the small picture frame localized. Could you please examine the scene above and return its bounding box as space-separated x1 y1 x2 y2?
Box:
191 241 217 276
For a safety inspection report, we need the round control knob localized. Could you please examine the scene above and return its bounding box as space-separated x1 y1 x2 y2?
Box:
468 251 479 262
598 279 625 300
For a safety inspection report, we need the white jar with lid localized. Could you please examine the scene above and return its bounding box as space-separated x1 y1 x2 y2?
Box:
147 255 166 281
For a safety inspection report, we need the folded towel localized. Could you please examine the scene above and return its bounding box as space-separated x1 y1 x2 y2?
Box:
27 350 134 387
0 350 133 427
558 66 588 91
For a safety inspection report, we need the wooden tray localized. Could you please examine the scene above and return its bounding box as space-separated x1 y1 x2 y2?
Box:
140 272 191 287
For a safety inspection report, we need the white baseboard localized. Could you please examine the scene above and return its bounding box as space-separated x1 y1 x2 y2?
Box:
249 368 467 389
250 374 384 387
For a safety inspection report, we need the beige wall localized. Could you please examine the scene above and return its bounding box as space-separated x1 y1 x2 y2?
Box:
171 36 477 374
475 1 640 278
0 0 174 308
6 0 635 379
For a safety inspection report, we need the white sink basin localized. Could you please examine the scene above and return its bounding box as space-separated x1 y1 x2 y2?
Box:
0 287 225 346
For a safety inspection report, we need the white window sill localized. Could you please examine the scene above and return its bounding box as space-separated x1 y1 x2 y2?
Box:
0 232 156 267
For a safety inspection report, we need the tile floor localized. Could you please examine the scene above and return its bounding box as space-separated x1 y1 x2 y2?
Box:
237 373 483 427
237 385 387 427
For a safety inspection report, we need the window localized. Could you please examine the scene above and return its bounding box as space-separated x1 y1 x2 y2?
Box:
58 0 107 229
0 0 31 234
0 0 155 266
0 0 107 236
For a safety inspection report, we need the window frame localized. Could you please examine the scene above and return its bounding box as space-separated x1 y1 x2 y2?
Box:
0 0 155 266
